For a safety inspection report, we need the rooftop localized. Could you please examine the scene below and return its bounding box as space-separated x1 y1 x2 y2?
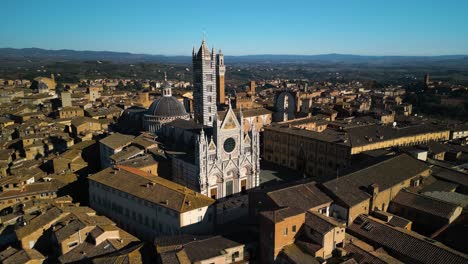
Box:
348 215 468 264
260 206 304 223
88 165 214 213
267 181 332 211
99 133 135 149
322 154 429 207
390 190 461 220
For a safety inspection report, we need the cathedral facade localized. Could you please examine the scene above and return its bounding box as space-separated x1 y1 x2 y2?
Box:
158 39 260 199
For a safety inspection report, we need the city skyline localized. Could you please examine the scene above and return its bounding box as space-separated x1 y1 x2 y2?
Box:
1 0 468 56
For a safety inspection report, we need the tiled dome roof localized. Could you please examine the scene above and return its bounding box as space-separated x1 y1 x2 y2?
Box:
147 96 188 118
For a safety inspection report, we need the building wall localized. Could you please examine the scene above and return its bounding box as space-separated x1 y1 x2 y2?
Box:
72 121 103 136
259 213 305 263
264 128 448 181
452 130 468 139
99 144 120 169
350 130 450 155
263 129 351 180
59 108 84 119
346 199 371 226
58 226 95 255
88 180 213 242
341 170 430 225
243 114 272 132
304 223 345 259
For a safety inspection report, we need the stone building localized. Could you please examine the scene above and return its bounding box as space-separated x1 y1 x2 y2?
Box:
322 154 431 225
264 119 449 180
58 106 84 119
142 39 261 200
166 103 261 199
99 133 135 169
156 235 246 264
88 165 215 241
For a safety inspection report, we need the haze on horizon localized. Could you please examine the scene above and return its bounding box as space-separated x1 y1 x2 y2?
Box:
1 0 467 56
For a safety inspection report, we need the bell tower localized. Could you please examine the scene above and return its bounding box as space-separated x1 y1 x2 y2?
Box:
216 50 226 106
193 38 217 126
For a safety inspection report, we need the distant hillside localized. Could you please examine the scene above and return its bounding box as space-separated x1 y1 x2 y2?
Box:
0 48 467 65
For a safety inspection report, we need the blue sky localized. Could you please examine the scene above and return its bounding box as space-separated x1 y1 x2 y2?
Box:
1 0 467 56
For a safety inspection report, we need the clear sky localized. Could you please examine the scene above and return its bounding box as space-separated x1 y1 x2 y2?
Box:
1 0 467 56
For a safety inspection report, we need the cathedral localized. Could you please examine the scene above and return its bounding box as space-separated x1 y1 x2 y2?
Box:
146 39 260 199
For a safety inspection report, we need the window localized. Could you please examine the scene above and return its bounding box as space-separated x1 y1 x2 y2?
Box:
292 225 297 233
208 96 212 103
284 227 288 236
232 251 240 261
68 242 78 248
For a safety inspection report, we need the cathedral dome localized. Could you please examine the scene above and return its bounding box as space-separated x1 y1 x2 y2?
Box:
147 96 188 118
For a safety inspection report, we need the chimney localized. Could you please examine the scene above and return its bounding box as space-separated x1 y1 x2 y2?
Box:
368 183 379 196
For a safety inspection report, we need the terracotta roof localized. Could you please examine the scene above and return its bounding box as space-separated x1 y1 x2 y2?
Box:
267 181 332 211
348 215 468 264
278 243 320 264
343 243 388 264
1 248 45 264
99 133 135 149
15 207 66 239
0 181 58 200
390 190 461 220
89 165 214 213
109 146 144 163
305 211 343 235
157 235 243 263
323 154 429 207
182 236 242 262
260 207 304 223
431 166 468 188
117 154 158 168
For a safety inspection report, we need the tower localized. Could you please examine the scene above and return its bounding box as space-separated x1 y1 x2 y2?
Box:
193 39 217 126
424 73 430 86
61 91 72 107
249 80 256 95
216 50 226 106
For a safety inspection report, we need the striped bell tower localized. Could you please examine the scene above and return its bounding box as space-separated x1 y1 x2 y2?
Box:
193 38 217 126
